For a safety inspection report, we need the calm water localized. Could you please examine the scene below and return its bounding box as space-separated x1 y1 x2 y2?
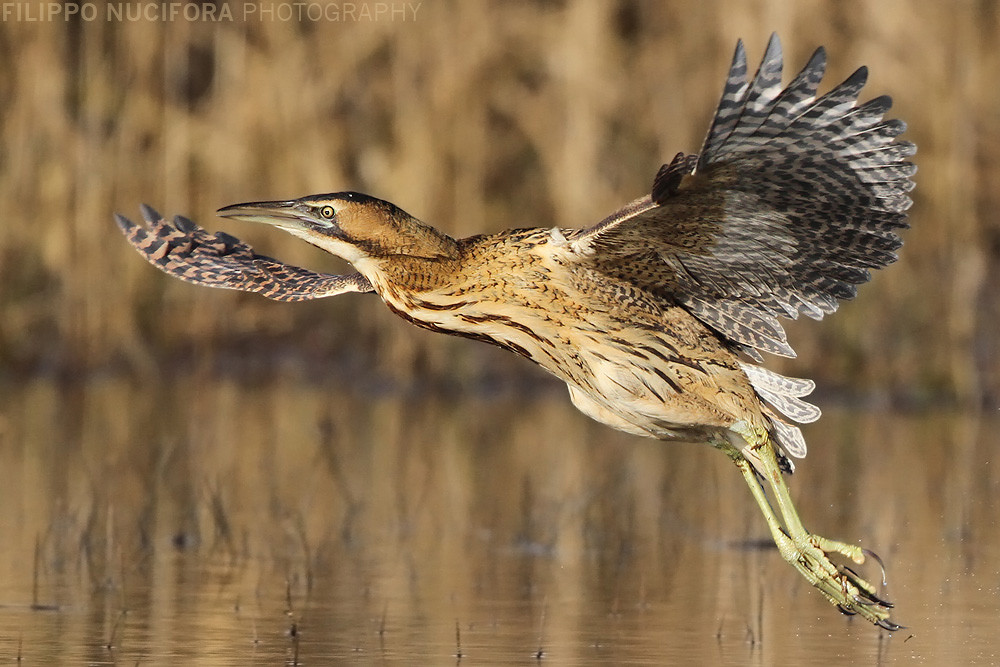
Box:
1 375 998 664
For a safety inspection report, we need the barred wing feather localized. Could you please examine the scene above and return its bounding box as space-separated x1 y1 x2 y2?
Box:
116 205 373 301
571 33 915 361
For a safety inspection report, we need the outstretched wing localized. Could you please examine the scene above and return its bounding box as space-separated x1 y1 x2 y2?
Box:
569 34 916 360
116 205 373 301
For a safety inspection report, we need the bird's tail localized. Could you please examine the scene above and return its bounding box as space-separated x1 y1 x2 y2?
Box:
740 363 821 464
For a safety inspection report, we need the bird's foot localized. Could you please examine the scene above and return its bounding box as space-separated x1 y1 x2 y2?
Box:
721 429 899 629
774 530 898 630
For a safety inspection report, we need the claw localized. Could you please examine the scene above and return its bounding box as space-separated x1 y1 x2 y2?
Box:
837 604 857 617
876 618 904 632
862 548 889 586
840 565 895 609
865 595 893 609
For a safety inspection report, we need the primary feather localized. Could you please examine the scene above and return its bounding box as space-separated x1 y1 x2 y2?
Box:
570 33 915 363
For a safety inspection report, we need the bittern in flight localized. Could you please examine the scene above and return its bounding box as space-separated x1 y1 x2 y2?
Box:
118 35 913 629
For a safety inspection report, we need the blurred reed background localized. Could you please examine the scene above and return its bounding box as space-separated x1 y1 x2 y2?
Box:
4 2 1000 662
1 0 997 406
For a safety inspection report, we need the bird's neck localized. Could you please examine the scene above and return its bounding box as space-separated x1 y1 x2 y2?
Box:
360 253 462 299
387 216 461 261
344 215 462 296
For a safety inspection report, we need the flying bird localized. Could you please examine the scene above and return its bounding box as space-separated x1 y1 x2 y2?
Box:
117 34 914 629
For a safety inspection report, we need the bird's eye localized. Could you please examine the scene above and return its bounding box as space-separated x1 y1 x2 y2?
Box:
320 205 335 219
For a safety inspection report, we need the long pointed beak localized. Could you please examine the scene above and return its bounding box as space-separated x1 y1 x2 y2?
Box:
217 200 316 230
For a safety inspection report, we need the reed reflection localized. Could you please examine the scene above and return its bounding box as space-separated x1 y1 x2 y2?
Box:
1 377 998 663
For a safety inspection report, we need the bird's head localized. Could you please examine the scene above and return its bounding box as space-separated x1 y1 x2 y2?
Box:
217 192 458 268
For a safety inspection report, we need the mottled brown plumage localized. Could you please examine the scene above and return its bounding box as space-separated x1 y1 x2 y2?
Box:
117 34 914 629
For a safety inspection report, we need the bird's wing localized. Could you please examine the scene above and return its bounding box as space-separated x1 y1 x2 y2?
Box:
568 34 915 359
116 205 373 301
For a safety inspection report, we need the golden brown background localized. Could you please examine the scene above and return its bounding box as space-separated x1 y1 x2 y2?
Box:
1 0 997 405
2 1 1000 663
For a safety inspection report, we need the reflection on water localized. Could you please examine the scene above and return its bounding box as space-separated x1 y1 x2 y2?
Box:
1 375 998 664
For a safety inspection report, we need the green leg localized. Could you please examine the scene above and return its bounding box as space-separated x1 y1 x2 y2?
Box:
718 427 898 630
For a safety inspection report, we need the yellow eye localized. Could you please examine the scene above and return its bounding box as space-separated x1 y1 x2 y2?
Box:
320 205 335 219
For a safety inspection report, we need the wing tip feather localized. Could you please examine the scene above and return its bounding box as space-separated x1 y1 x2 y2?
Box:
113 213 135 233
140 203 161 224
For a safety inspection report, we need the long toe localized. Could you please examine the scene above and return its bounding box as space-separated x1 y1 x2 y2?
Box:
785 533 897 628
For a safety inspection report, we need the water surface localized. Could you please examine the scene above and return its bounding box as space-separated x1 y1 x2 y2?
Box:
1 376 998 664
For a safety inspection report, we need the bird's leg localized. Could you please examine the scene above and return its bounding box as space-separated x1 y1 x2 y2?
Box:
718 426 898 629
